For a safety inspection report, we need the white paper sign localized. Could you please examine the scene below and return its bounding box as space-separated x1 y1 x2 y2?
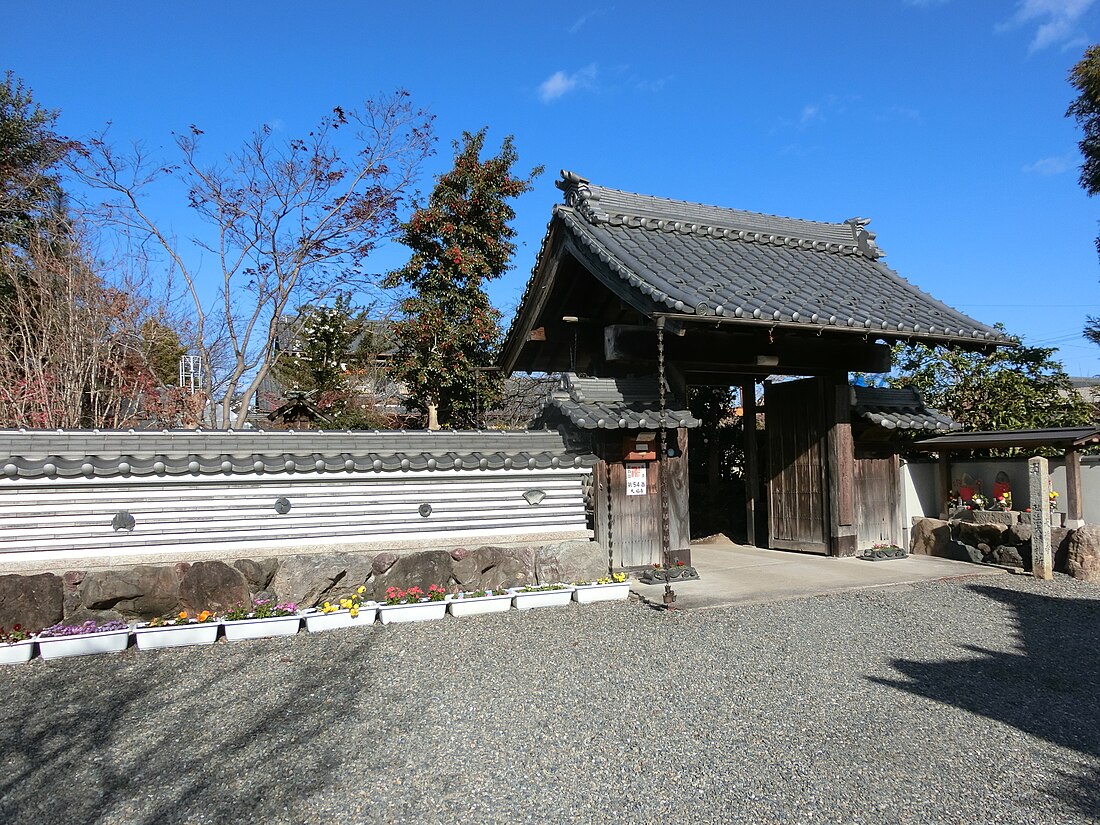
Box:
625 462 648 496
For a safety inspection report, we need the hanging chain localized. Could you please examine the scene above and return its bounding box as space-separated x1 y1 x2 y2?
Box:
657 320 671 565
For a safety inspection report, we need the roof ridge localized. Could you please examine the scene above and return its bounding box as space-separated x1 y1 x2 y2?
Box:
555 170 881 258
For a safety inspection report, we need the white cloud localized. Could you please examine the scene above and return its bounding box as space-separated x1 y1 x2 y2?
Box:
568 7 609 34
1000 0 1098 52
800 104 822 126
1022 154 1075 174
537 65 597 103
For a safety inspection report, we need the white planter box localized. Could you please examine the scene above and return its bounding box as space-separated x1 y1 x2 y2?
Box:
0 640 35 665
37 628 130 659
222 615 301 641
511 587 575 610
378 600 448 624
448 593 513 618
302 604 378 632
572 582 630 604
133 622 220 650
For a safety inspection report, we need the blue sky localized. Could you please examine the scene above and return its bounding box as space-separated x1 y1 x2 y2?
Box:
5 0 1100 375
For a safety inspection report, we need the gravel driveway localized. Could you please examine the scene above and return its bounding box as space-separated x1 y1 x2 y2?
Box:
2 572 1098 825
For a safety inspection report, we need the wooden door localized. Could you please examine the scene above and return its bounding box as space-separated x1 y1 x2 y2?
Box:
854 453 900 550
608 460 662 567
766 378 829 554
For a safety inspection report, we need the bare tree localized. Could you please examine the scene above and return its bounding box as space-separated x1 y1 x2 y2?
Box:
0 214 197 428
73 93 434 427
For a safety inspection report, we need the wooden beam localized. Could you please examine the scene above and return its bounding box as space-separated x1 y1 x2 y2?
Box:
1065 448 1084 528
741 381 759 547
935 453 951 519
604 324 892 373
826 377 857 556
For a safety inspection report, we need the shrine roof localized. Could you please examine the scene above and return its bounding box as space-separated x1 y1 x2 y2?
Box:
501 172 1009 372
537 374 700 431
912 427 1100 451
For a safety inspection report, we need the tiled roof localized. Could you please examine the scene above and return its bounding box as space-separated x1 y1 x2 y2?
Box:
505 172 1008 351
0 429 597 480
851 386 960 432
540 374 701 430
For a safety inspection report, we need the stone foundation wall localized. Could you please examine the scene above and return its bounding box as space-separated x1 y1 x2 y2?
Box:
909 515 1095 577
0 539 608 633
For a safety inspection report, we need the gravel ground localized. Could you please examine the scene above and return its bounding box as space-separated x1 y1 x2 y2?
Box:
2 573 1099 825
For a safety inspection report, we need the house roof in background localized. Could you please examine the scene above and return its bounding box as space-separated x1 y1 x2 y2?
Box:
502 172 1010 366
539 373 701 430
851 386 960 432
0 429 597 480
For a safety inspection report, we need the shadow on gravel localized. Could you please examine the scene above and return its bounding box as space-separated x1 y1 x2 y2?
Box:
0 632 379 825
872 583 1100 819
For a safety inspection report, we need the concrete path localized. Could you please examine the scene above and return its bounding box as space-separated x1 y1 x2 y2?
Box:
631 535 1006 609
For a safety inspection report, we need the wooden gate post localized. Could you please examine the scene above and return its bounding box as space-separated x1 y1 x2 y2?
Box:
740 381 759 547
1065 448 1085 529
826 378 857 557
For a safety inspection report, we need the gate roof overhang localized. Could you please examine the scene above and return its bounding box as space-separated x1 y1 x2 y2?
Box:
501 172 1012 376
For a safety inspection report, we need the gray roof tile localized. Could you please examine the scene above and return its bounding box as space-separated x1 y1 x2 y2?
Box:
851 386 960 432
540 373 701 430
505 173 1009 352
0 428 597 480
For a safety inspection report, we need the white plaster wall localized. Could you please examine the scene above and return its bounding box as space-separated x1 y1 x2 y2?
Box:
902 456 1100 523
0 468 593 566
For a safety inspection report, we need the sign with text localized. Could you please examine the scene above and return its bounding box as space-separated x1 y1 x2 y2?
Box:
625 462 648 496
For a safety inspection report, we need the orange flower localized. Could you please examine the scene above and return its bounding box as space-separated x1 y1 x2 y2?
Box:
197 610 211 622
178 611 188 621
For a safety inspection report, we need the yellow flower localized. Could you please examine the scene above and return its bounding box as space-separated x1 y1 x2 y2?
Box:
357 585 366 595
350 607 359 618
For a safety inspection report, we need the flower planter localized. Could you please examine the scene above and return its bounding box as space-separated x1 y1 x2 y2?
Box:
302 604 378 632
222 615 301 642
377 600 448 624
572 582 630 604
134 622 220 650
0 640 35 665
448 592 513 618
37 628 130 660
511 586 575 610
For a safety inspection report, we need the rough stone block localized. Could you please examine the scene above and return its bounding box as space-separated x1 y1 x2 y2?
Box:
910 518 951 557
178 561 250 614
270 552 374 608
1065 523 1100 583
371 550 454 598
372 552 399 576
452 545 535 590
951 510 1018 526
0 573 63 633
79 565 179 619
989 545 1025 568
954 521 1008 551
233 558 279 591
534 540 607 584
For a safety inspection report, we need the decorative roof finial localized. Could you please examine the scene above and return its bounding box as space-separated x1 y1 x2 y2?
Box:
844 216 882 259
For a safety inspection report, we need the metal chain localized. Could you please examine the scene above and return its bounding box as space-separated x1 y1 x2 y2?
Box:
657 321 671 565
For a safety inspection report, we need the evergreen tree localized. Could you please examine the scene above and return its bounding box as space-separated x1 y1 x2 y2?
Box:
384 129 540 428
890 331 1094 433
1067 45 1100 345
0 72 68 253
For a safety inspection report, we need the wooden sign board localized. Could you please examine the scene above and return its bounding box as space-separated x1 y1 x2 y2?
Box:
624 432 657 461
625 462 648 496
